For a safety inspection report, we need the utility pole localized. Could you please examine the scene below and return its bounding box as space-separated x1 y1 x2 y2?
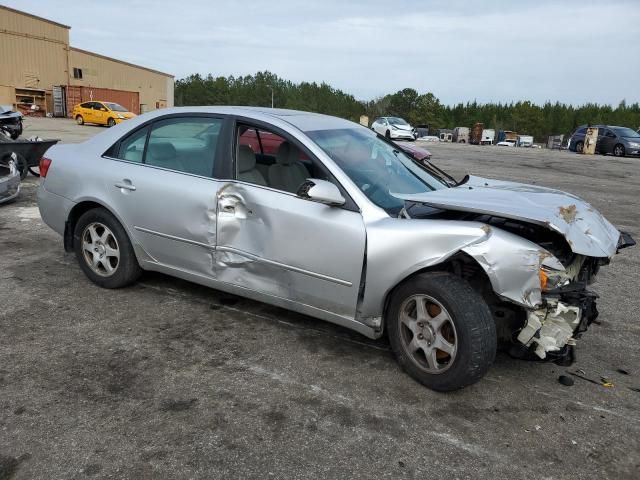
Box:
268 85 274 108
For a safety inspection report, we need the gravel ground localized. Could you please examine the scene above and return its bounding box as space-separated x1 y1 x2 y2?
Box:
1 118 639 479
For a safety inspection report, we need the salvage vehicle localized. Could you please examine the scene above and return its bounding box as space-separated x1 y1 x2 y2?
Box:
0 105 23 140
569 124 640 157
0 151 20 204
371 116 416 140
37 107 635 391
72 101 136 127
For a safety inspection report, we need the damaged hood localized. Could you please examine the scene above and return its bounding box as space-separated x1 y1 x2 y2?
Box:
396 175 621 257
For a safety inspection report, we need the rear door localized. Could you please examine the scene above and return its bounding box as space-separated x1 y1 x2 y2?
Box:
92 102 107 125
102 114 228 277
214 120 366 319
599 128 616 154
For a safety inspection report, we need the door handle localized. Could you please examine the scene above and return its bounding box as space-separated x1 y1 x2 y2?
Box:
114 181 136 191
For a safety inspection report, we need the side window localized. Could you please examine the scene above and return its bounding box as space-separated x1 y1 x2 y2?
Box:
235 124 327 194
115 127 148 163
146 117 222 177
576 127 586 135
80 102 91 109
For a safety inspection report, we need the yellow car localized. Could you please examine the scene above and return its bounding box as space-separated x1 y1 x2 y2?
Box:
72 101 136 127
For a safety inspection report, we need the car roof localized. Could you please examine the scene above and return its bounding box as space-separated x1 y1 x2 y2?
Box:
134 106 361 132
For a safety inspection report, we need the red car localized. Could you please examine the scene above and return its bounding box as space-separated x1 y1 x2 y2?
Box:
394 141 432 162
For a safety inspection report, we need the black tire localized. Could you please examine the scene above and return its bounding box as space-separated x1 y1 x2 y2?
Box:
76 115 84 125
386 272 496 391
107 118 116 127
613 144 625 157
73 208 142 288
385 130 391 139
575 140 584 153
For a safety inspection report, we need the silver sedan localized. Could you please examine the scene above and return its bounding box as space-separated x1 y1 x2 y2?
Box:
37 107 634 391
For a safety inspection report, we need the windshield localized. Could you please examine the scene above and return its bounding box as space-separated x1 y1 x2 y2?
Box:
104 102 128 112
388 117 409 126
306 128 447 215
611 127 640 138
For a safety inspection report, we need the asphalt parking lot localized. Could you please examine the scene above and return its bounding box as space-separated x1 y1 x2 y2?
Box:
1 117 639 479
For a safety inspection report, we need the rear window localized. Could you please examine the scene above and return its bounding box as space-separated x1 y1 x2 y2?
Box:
109 116 222 177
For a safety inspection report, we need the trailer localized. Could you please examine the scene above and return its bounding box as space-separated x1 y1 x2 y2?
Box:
453 127 469 143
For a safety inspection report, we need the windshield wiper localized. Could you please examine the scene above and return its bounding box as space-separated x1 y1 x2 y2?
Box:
393 149 457 187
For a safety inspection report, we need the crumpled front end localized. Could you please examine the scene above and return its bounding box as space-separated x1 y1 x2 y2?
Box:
459 223 634 364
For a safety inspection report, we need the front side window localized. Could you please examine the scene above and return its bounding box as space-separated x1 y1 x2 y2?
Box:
306 127 447 214
611 127 640 138
104 102 128 112
235 124 326 193
145 117 222 176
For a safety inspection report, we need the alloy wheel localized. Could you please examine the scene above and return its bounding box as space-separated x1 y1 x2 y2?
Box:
614 145 624 157
81 222 120 277
398 294 458 373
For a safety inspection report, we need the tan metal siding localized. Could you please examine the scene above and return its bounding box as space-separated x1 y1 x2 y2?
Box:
69 48 172 112
0 6 69 44
0 33 68 89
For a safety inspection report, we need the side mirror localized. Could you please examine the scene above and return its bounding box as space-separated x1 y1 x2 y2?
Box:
297 179 345 206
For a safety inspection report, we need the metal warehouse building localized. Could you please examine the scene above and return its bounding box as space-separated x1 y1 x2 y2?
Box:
0 5 174 117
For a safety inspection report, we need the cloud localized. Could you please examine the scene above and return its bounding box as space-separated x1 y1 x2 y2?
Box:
4 0 639 105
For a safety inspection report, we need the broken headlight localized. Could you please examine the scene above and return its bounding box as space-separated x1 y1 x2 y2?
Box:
539 266 570 291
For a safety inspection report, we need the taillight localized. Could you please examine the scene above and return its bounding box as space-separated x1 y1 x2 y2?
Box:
40 157 52 178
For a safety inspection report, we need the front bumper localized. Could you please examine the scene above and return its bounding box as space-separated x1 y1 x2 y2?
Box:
515 287 599 364
390 129 415 140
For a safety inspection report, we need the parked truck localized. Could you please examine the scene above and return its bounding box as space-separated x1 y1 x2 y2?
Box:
453 126 469 143
496 130 518 143
481 129 495 145
517 135 534 147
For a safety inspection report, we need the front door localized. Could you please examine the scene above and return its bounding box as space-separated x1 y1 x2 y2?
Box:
215 122 366 319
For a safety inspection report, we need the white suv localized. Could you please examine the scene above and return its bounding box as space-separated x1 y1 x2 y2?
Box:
371 117 416 140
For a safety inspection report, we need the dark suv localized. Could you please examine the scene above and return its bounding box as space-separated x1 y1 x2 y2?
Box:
569 125 640 157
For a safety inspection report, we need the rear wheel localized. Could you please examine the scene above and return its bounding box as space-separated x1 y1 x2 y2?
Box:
614 144 625 157
107 117 116 127
387 272 496 391
575 140 584 153
73 208 142 288
76 115 84 125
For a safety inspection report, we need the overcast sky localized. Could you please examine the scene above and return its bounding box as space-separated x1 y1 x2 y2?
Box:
5 0 640 105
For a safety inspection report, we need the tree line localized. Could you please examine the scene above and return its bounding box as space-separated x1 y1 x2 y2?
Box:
175 71 640 142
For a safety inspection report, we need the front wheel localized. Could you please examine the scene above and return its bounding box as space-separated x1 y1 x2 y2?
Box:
613 144 625 157
107 118 116 127
386 272 496 391
73 208 142 288
575 140 584 153
385 130 391 139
